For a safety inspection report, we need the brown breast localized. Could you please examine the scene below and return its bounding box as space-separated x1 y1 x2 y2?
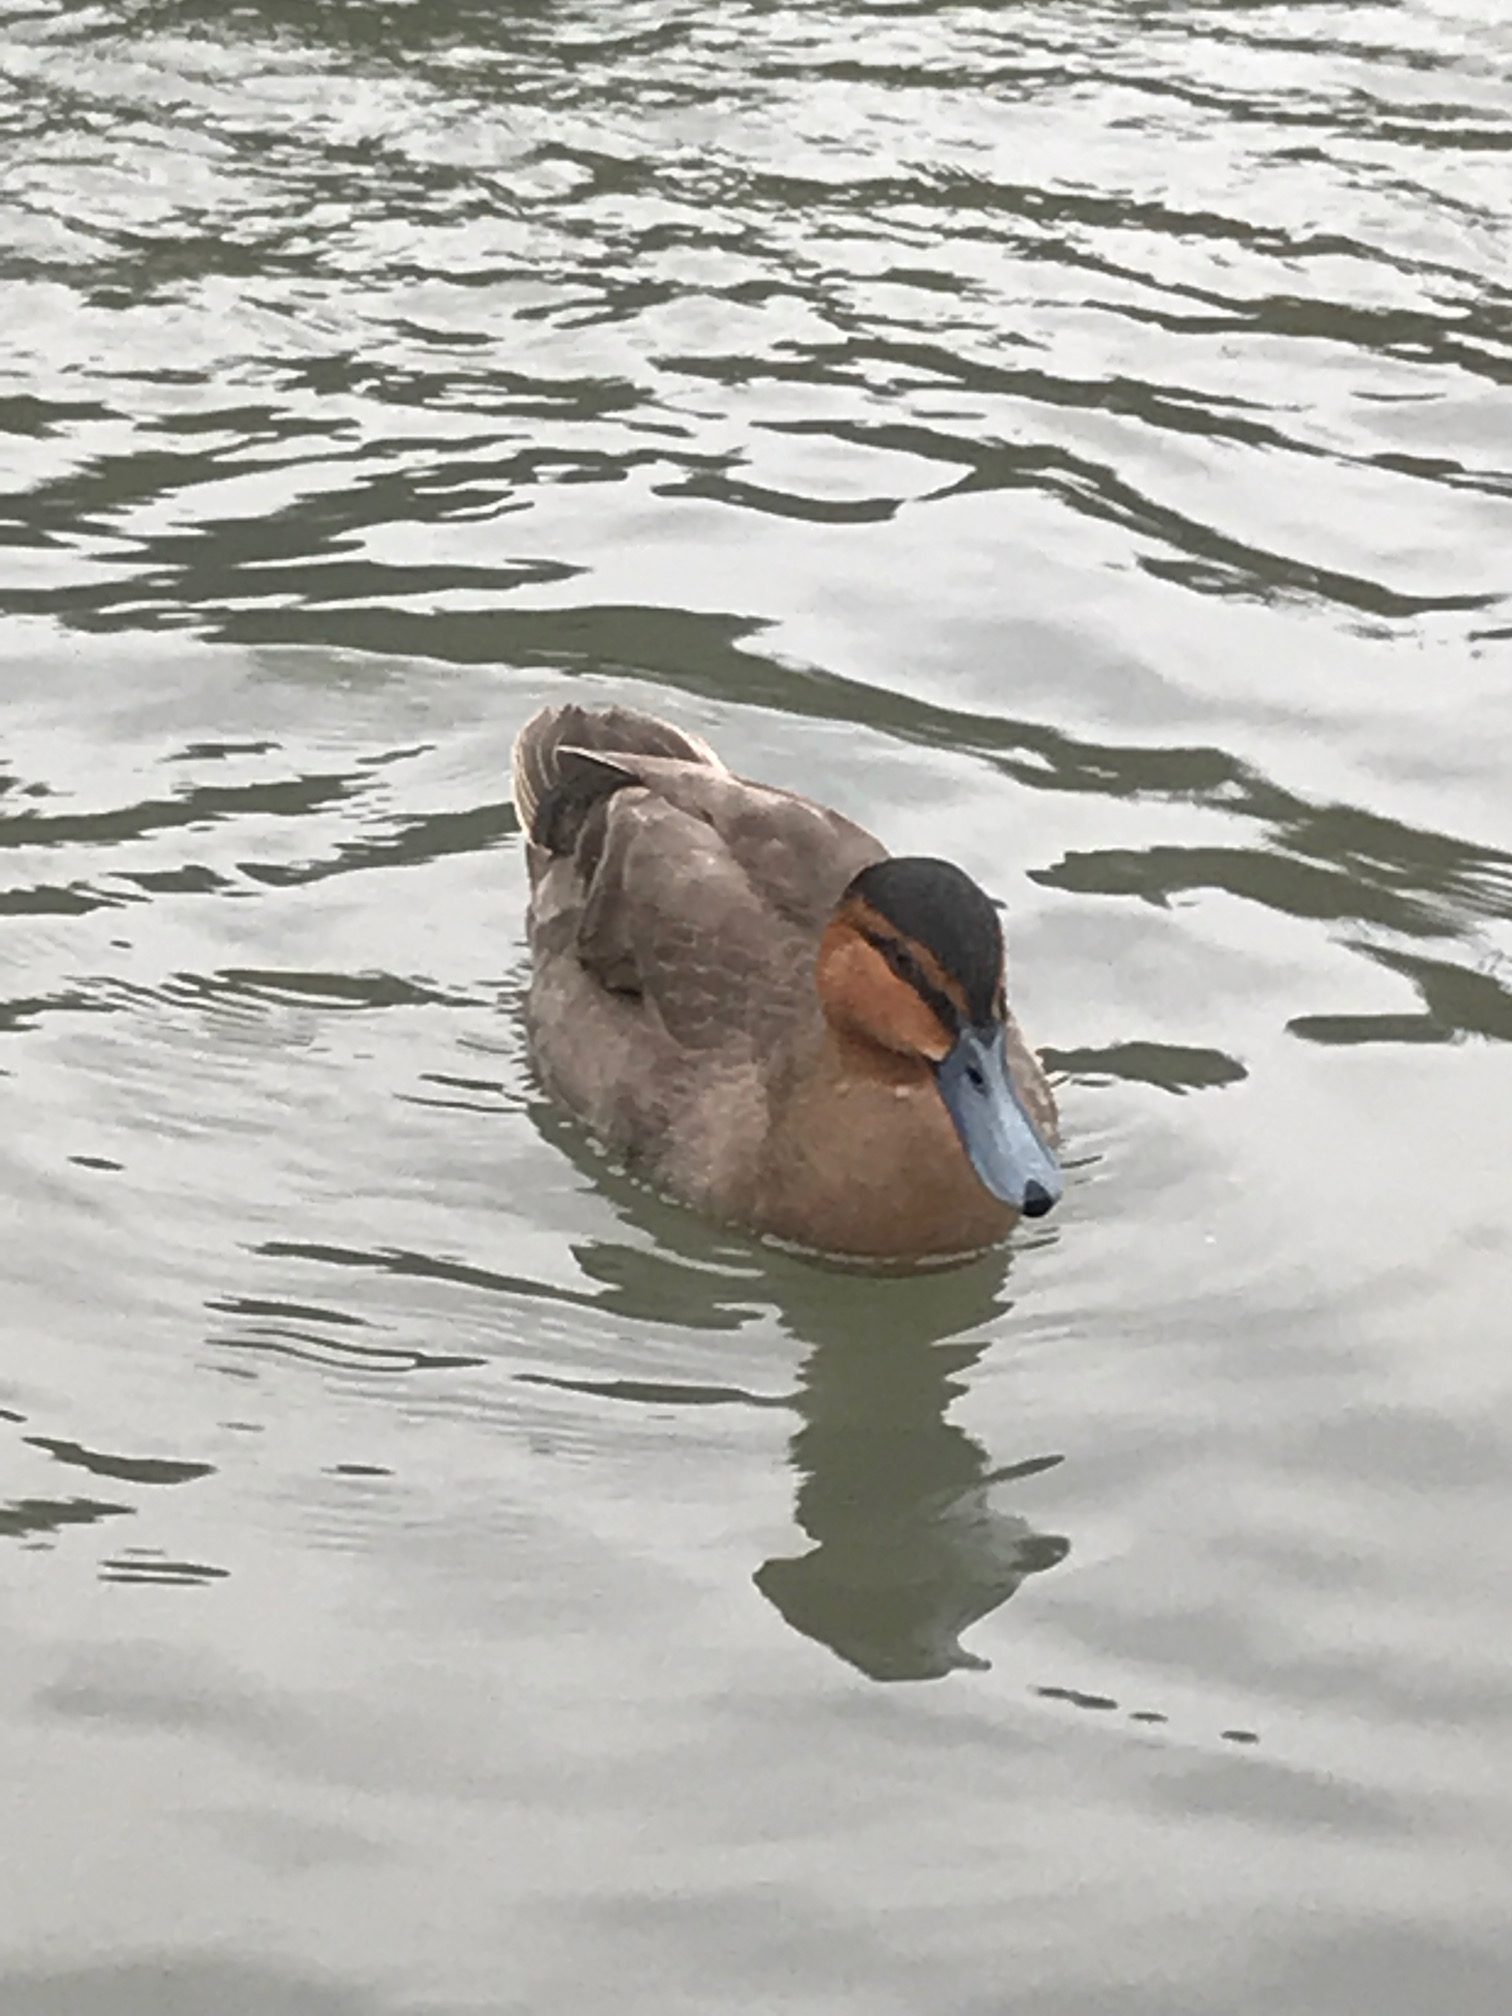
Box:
749 1026 1032 1260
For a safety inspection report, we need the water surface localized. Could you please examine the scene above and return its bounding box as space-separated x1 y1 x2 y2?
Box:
3 2 1511 2011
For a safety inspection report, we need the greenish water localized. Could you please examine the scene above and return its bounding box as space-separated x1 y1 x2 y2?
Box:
2 2 1510 2010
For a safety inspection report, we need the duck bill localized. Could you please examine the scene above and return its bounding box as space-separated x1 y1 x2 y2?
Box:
933 1023 1062 1218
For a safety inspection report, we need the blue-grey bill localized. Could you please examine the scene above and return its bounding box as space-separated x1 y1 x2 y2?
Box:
934 1023 1063 1216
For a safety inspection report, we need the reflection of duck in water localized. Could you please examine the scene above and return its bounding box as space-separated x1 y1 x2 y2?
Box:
756 1259 1069 1681
514 1073 1071 1680
511 703 1061 1258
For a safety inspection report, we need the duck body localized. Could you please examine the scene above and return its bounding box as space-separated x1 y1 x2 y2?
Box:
512 703 1060 1260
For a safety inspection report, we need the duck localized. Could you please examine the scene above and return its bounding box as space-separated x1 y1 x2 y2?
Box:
511 701 1062 1260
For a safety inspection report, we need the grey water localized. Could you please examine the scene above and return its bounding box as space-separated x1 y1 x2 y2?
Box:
2 1 1511 2010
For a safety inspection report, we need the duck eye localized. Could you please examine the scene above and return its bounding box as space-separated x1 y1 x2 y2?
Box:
881 938 920 987
965 1062 986 1092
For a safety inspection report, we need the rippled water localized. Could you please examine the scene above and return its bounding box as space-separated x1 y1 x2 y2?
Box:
4 1 1511 2009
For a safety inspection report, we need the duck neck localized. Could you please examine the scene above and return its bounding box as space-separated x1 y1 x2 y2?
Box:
756 1021 1017 1259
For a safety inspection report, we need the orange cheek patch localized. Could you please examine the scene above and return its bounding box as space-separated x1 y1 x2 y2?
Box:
817 923 953 1061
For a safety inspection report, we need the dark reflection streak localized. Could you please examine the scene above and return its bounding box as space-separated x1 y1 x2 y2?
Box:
1365 452 1512 500
397 1092 509 1114
216 1333 482 1375
356 743 434 771
1 967 483 1034
22 1438 213 1486
516 1372 787 1410
0 989 119 1035
1288 1013 1447 1048
1043 1042 1248 1094
1289 947 1512 1044
0 883 129 918
1037 1685 1117 1712
141 407 345 445
281 357 642 421
0 772 360 853
174 968 479 1011
0 394 118 438
119 865 229 895
1 1495 131 1540
0 550 575 634
256 1238 626 1316
167 739 278 763
771 375 1313 459
1037 843 1457 938
1106 293 1512 391
666 473 899 524
208 1295 371 1331
757 59 1079 91
100 1554 229 1585
239 799 518 889
13 440 358 546
1347 942 1512 1043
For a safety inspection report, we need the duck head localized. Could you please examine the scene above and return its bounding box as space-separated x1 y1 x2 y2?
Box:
815 857 1062 1218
